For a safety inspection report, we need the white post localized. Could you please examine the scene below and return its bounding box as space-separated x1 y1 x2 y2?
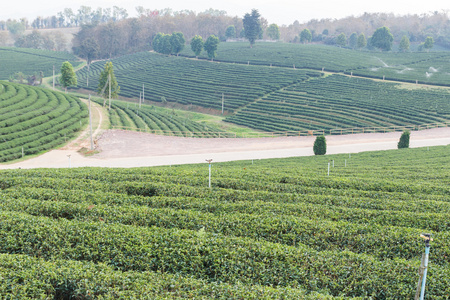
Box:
349 153 351 158
52 65 55 90
108 73 111 110
87 63 90 87
222 93 224 115
89 95 93 150
142 84 145 103
327 162 330 176
67 155 71 168
139 92 142 109
383 75 385 80
22 147 24 158
206 159 213 188
345 159 347 167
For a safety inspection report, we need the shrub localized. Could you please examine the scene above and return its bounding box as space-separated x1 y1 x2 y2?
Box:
398 130 410 149
313 135 327 155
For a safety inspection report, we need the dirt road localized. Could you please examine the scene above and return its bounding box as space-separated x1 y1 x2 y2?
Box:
1 127 448 169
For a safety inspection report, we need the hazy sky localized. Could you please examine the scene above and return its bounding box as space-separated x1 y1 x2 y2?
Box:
2 0 449 26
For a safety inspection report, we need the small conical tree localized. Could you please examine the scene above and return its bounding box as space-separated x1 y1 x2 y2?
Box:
313 135 327 155
97 61 120 99
60 61 77 93
397 130 410 149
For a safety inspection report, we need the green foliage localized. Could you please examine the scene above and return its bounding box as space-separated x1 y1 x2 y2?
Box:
190 35 204 57
399 35 410 52
1 146 450 297
336 33 347 47
266 24 280 40
370 26 394 51
313 135 327 155
225 25 236 39
0 81 87 162
423 36 434 51
203 35 220 59
300 29 312 43
0 47 81 80
357 33 367 49
79 37 99 64
170 32 185 55
243 9 262 47
97 61 120 99
59 61 77 92
397 130 410 149
348 32 358 49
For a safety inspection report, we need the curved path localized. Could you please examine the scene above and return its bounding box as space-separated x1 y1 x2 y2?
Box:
1 127 449 169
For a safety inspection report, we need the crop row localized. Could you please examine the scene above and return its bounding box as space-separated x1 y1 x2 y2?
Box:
0 210 449 298
0 47 81 79
0 81 88 162
225 74 449 132
76 51 318 111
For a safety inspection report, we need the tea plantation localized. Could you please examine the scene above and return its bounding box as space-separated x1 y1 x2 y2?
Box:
0 145 449 298
0 47 82 80
226 74 450 132
0 81 87 162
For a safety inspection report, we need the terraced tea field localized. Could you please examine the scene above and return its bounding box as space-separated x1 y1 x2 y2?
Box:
0 47 82 79
226 74 450 132
0 81 88 162
0 145 449 298
76 51 320 111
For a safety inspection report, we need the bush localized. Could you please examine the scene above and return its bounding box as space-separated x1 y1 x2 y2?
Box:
313 135 327 155
398 130 410 149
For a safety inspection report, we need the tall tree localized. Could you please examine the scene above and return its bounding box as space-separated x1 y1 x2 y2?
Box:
336 33 347 47
225 25 236 40
190 35 204 57
80 38 100 65
357 33 367 49
170 32 185 55
348 32 358 49
242 9 261 47
370 26 394 51
399 35 410 52
60 61 77 93
423 36 434 52
299 28 312 43
204 35 219 59
97 61 120 99
266 24 280 40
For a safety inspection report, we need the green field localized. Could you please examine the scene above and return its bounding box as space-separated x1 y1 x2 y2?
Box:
0 47 82 80
75 51 320 111
0 81 88 162
0 146 449 298
180 42 450 86
226 74 450 133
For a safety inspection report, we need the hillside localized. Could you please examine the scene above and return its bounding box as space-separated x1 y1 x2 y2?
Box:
0 47 81 80
0 145 449 297
0 81 87 162
74 43 450 134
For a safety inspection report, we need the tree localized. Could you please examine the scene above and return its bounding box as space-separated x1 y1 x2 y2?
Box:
225 25 236 40
170 32 185 55
348 32 358 49
397 130 410 149
399 35 410 52
357 33 367 49
336 33 347 47
97 61 120 100
80 38 100 65
313 136 327 155
242 9 261 47
190 35 204 57
423 36 434 52
370 26 394 51
204 35 219 59
299 28 312 43
152 33 164 53
60 61 77 93
266 24 280 40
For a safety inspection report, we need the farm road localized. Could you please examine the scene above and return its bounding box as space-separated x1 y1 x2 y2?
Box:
0 127 449 169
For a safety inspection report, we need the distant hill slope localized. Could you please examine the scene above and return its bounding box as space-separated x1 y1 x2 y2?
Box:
0 81 87 162
180 42 450 86
0 47 81 80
